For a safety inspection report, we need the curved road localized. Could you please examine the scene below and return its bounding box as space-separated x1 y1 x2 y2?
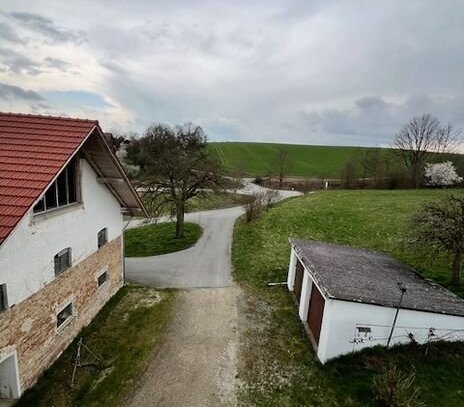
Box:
124 183 301 407
125 183 300 288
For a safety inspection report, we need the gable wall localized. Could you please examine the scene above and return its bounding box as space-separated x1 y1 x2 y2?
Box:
0 158 123 307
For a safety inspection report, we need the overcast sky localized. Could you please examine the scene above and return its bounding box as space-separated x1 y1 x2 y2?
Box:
0 1 463 146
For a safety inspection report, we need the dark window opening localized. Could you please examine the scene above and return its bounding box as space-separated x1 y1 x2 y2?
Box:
33 158 78 214
97 228 108 249
97 271 108 287
0 284 7 312
54 248 71 275
57 303 73 328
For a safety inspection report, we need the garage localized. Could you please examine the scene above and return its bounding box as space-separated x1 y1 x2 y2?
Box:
287 238 464 364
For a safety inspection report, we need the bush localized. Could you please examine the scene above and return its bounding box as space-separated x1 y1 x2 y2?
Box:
244 189 279 222
372 364 423 407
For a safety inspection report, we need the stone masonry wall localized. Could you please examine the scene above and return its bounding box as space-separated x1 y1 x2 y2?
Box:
0 236 123 394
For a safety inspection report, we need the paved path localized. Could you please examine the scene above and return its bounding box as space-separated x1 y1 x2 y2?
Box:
125 183 300 288
124 182 301 406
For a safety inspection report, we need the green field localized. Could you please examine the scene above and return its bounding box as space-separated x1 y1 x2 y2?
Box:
209 142 383 178
232 189 464 406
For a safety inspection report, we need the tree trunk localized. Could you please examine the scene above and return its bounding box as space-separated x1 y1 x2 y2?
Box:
175 202 185 239
451 251 462 285
279 170 283 188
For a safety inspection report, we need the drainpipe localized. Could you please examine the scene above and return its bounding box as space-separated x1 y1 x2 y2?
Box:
386 283 407 349
122 214 134 285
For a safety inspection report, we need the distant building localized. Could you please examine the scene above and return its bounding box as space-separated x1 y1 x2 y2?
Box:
287 239 464 363
0 113 146 400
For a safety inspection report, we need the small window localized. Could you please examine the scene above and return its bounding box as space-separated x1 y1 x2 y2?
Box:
54 248 71 276
97 271 108 287
0 284 8 312
57 303 73 328
97 228 108 249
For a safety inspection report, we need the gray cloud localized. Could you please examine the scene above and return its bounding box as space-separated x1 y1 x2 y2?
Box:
0 48 41 75
0 82 44 101
43 56 71 71
299 94 464 146
8 12 85 44
0 0 464 145
0 21 24 43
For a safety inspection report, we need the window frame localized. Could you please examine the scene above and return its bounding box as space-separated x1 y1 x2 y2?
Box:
33 158 80 215
97 270 108 288
56 302 74 330
0 284 8 313
54 248 72 276
97 228 108 249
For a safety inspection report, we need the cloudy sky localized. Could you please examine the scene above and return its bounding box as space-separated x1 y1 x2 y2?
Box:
0 1 463 146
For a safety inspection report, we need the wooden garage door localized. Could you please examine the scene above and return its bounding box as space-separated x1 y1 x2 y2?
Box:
307 284 325 345
294 259 304 303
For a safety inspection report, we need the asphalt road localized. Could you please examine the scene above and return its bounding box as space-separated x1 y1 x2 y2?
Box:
125 183 300 288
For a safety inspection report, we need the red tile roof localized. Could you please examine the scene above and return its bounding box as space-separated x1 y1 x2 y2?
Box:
0 112 98 245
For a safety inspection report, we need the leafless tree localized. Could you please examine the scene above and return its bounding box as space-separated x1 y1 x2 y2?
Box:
130 123 222 238
274 148 290 188
393 114 461 187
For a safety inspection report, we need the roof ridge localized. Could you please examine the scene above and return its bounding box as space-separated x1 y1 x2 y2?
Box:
0 111 98 124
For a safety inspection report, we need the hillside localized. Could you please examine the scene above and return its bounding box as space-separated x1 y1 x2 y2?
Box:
208 142 387 178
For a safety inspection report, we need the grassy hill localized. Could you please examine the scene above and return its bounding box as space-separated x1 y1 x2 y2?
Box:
208 142 385 178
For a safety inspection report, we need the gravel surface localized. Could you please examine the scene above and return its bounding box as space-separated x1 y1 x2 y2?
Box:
123 182 302 406
124 287 241 407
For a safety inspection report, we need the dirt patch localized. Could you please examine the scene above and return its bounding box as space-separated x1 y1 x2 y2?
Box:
124 287 243 407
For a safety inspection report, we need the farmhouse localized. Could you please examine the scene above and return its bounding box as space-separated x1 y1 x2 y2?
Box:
0 113 146 400
287 239 464 364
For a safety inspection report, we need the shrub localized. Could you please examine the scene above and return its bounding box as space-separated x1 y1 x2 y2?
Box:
372 364 423 407
244 189 279 222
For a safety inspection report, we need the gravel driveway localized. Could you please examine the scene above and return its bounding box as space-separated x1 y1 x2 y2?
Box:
124 183 301 407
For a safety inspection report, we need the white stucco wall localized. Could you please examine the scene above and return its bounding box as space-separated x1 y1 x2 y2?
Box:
318 299 464 363
0 159 124 307
287 244 464 364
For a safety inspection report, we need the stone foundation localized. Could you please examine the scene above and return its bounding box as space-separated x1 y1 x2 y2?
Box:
0 236 123 395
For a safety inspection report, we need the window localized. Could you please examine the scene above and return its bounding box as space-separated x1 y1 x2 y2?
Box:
33 158 78 214
97 271 108 287
0 284 7 312
56 303 73 328
54 248 71 275
97 228 108 249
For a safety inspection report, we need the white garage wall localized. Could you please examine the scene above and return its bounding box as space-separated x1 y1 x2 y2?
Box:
0 159 123 306
319 299 464 363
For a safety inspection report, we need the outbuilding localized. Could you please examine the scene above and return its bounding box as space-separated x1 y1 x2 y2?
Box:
287 239 464 363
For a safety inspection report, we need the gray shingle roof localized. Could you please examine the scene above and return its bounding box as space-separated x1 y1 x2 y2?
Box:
291 239 464 317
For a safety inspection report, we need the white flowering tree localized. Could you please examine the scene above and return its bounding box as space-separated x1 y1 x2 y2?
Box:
424 161 462 187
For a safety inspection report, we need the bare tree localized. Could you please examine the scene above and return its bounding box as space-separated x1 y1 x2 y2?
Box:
393 114 460 187
274 148 289 188
130 123 222 238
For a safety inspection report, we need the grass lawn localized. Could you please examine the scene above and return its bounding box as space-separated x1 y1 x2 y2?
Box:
16 286 173 407
125 222 202 257
185 191 252 212
142 191 252 217
209 142 383 178
232 189 464 406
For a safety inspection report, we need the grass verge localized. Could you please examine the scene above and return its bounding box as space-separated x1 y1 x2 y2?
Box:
16 286 173 407
233 189 464 406
125 222 202 257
